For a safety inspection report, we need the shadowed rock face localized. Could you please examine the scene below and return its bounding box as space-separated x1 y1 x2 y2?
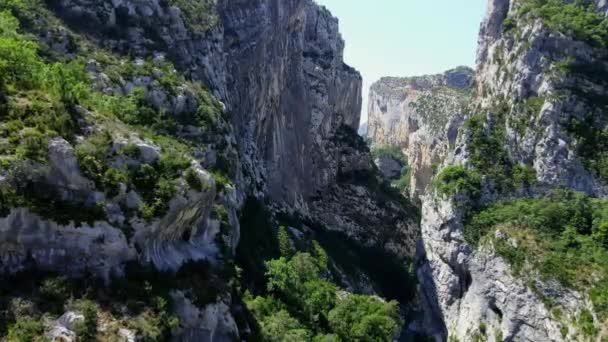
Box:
221 0 362 207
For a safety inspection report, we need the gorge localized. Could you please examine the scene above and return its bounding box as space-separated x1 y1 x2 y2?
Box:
0 0 607 341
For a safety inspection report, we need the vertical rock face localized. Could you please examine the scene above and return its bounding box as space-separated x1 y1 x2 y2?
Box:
367 67 474 200
1 0 420 340
218 0 418 258
417 0 608 340
220 0 363 207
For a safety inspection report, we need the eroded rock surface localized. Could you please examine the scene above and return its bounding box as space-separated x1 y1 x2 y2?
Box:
368 67 474 200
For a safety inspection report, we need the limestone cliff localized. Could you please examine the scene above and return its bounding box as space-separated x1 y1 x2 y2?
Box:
418 0 608 341
0 0 419 340
368 67 474 201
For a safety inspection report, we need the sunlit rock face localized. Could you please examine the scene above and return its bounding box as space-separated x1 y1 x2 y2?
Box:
417 0 608 340
368 67 474 201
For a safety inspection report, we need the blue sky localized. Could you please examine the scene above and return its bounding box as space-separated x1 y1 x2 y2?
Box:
315 0 488 122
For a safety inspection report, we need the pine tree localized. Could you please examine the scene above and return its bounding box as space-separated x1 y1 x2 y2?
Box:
277 225 294 258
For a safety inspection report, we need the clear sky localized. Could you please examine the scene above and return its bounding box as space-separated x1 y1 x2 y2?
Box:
314 0 488 123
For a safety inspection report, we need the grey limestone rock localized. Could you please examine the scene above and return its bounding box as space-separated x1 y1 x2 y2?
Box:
367 67 474 201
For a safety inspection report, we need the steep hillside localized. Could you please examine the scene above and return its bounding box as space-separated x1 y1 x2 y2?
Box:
0 0 421 341
418 0 608 341
367 67 474 201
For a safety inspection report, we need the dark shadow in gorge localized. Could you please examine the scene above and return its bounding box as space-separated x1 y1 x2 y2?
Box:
415 238 449 341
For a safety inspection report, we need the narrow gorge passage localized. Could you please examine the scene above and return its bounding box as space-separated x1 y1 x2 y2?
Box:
0 0 607 341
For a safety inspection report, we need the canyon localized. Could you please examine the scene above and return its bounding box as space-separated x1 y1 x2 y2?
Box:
0 0 607 341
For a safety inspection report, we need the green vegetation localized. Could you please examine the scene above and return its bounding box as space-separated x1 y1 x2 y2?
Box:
440 103 537 198
579 309 599 338
277 225 295 258
167 0 219 33
73 300 99 341
74 131 192 222
0 3 232 224
435 165 481 198
6 319 45 342
0 259 232 341
466 190 608 322
245 249 402 341
465 107 511 191
413 86 472 135
567 114 608 183
185 167 203 191
370 144 405 163
500 0 608 186
511 96 544 135
392 165 411 194
518 0 608 49
1 271 176 341
238 206 420 340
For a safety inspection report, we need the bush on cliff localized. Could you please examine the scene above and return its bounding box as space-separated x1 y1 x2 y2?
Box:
520 0 608 49
466 190 608 320
435 165 481 198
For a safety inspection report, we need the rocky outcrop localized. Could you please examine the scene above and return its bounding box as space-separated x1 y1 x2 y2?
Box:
221 0 362 208
418 197 587 341
217 0 418 259
375 155 404 180
171 291 239 342
46 311 85 342
308 128 419 259
417 0 608 340
367 67 474 201
0 136 230 281
50 0 363 209
1 0 421 340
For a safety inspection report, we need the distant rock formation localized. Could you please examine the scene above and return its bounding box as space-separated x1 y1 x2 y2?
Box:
367 67 474 200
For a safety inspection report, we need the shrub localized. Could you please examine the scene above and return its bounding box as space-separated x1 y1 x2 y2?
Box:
39 276 71 303
246 250 402 341
567 115 608 183
578 309 598 337
16 128 47 162
6 319 45 342
277 226 294 258
43 61 90 107
521 0 608 49
102 168 128 196
435 165 481 198
136 176 176 222
0 16 41 91
210 170 230 192
465 107 513 191
328 294 401 342
467 192 608 319
184 168 203 192
167 0 219 33
594 222 608 247
129 297 179 341
73 300 98 341
392 165 411 194
513 164 537 187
